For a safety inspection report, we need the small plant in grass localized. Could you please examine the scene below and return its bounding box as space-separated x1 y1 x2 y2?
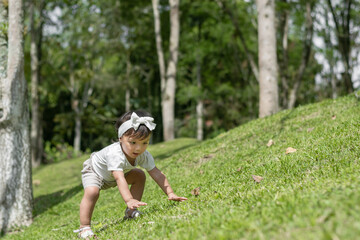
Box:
43 141 89 163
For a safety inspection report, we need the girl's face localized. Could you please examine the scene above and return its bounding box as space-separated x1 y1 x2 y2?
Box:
120 135 150 161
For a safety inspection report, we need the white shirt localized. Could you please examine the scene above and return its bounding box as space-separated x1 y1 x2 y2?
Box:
91 142 156 181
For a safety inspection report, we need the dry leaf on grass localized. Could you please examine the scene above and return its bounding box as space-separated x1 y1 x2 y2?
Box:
266 139 274 147
191 187 201 196
307 127 315 133
33 179 41 186
285 147 297 154
252 175 263 183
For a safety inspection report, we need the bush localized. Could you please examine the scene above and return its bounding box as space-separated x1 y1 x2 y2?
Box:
43 141 79 163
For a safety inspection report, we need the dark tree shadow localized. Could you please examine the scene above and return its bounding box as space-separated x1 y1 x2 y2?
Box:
154 143 200 161
96 200 182 234
33 184 83 217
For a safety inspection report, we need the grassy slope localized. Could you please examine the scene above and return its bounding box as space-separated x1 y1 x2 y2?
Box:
4 95 360 240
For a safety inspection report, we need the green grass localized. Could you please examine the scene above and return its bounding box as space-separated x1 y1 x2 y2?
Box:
4 95 360 239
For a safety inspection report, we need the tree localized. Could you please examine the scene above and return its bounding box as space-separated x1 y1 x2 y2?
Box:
0 0 33 233
29 0 46 167
216 0 259 82
195 22 203 141
326 0 355 93
315 1 340 99
278 0 315 109
53 0 101 153
152 0 180 141
287 1 314 109
256 0 279 117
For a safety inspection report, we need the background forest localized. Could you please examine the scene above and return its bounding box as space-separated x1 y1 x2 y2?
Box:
25 0 360 166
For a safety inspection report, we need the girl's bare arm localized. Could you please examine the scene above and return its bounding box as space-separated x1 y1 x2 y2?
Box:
148 167 187 201
112 170 147 209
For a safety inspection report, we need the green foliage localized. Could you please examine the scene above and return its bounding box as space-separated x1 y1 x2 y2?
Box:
3 95 360 239
0 22 7 41
43 141 88 163
176 0 260 139
22 0 359 155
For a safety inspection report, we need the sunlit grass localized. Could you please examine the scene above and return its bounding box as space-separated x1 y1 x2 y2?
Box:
4 95 360 239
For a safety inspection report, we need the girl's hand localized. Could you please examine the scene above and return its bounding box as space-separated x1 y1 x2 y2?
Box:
126 199 147 209
168 193 188 202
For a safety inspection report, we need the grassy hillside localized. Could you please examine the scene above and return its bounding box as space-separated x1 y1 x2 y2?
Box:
4 95 360 239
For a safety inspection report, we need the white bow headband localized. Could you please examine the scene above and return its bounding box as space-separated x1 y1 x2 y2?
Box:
118 112 156 138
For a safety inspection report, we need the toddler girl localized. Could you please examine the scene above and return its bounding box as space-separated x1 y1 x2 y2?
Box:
74 110 187 239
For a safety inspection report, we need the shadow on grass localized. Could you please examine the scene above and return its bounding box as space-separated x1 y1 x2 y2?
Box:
154 143 201 161
156 144 195 160
96 201 181 234
33 184 83 217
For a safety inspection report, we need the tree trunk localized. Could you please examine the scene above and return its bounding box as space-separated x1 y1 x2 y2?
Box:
0 0 33 233
69 71 81 153
30 0 44 168
216 0 259 82
327 0 354 93
163 0 179 141
152 0 166 95
125 54 132 112
125 89 131 112
256 0 279 118
196 56 203 141
0 2 6 118
71 72 94 153
74 110 81 153
152 0 180 141
324 8 338 99
287 2 314 109
323 5 337 99
144 69 153 113
196 22 203 141
278 0 289 108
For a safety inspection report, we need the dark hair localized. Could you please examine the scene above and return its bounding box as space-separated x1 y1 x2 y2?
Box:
115 110 153 140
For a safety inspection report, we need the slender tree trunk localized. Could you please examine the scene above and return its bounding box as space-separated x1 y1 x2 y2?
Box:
74 109 81 153
145 69 153 113
324 5 338 99
196 57 203 141
278 0 289 108
163 0 180 141
125 89 131 112
331 75 337 98
72 73 94 154
216 0 259 82
323 7 338 99
327 0 354 93
323 5 337 98
196 22 203 141
125 54 132 112
30 0 44 167
152 0 166 94
287 2 314 109
256 0 279 117
0 0 33 233
152 0 180 141
69 71 81 153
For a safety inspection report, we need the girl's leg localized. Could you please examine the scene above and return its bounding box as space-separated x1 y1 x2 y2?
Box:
125 168 146 200
125 169 146 212
79 186 100 227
